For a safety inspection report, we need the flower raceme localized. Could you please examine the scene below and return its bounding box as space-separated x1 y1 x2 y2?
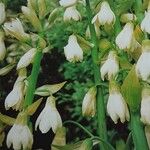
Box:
136 40 150 81
82 87 97 117
0 31 6 61
107 81 130 124
63 6 81 22
92 1 116 26
100 51 119 81
3 18 30 42
0 3 6 25
115 22 134 50
140 88 150 125
59 0 78 7
35 96 62 134
6 113 33 150
64 34 83 62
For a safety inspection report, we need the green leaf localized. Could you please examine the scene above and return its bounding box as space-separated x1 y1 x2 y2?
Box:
25 98 43 116
121 66 142 112
116 139 126 150
0 63 16 76
0 113 15 125
35 81 66 96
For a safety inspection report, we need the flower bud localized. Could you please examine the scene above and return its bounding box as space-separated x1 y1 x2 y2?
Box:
59 0 78 7
136 40 150 81
17 48 36 70
115 22 134 50
22 6 42 32
82 87 97 117
64 34 83 62
0 31 6 61
35 96 62 133
107 80 130 124
120 13 137 23
141 11 150 34
64 6 81 22
3 18 30 42
100 51 119 81
38 0 47 19
0 3 5 25
140 87 150 125
92 1 115 26
6 112 33 150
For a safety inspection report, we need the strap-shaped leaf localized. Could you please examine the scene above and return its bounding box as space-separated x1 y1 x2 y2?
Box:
35 81 66 96
121 66 142 112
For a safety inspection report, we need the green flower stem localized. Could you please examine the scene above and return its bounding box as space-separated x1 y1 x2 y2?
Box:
85 0 108 149
63 120 94 137
130 112 149 150
24 50 43 108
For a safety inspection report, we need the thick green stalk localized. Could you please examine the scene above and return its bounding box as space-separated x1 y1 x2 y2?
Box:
24 50 43 108
130 112 149 150
85 0 108 149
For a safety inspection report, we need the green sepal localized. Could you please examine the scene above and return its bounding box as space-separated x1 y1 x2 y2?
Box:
0 113 15 125
121 66 142 112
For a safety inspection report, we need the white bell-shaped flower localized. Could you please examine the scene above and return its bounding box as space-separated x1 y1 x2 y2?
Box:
17 48 36 70
107 81 130 124
3 18 30 41
92 1 115 26
64 34 83 62
7 113 33 150
136 40 150 81
100 51 119 81
59 0 78 7
141 11 150 34
0 31 6 61
35 96 62 133
0 3 6 25
82 87 97 117
140 88 150 125
5 70 26 110
115 22 134 50
64 6 81 22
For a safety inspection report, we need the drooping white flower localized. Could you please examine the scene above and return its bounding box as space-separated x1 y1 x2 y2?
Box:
92 1 115 26
64 6 81 22
7 113 33 150
107 81 130 124
82 87 97 117
35 96 62 133
136 40 150 81
0 31 6 61
120 13 137 23
141 11 150 34
115 22 134 50
3 18 30 41
0 3 6 25
140 88 150 125
100 51 119 81
17 48 36 70
59 0 78 7
145 126 150 148
5 69 26 110
64 34 83 62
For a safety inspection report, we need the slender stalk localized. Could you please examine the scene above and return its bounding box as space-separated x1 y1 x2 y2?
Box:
85 0 108 149
24 50 43 108
63 120 94 137
130 112 149 150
